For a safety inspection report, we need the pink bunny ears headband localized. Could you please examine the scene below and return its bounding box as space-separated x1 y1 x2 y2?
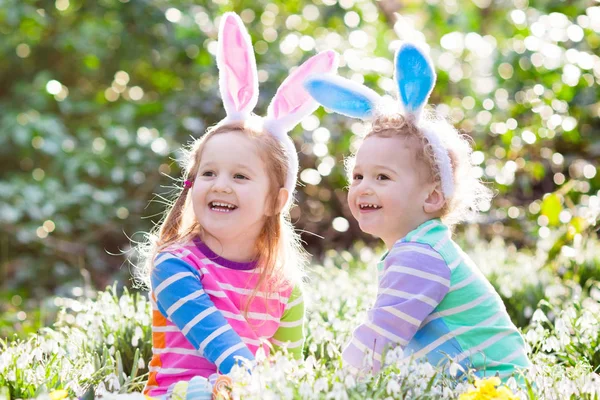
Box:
304 43 455 198
216 12 339 205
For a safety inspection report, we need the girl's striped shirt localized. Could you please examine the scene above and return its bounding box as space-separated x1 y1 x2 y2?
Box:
343 218 530 379
144 239 304 397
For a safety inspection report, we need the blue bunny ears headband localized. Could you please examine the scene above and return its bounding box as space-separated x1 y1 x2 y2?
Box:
304 43 455 198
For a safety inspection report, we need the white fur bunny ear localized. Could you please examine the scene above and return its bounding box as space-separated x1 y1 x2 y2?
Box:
217 12 259 122
303 74 382 120
263 50 339 137
394 42 436 121
263 50 339 199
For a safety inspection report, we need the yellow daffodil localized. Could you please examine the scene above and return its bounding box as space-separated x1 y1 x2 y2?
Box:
458 377 519 400
49 389 69 400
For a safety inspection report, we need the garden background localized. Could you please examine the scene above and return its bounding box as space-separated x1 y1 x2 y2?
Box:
1 0 599 398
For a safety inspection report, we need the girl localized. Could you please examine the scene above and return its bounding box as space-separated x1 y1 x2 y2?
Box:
139 13 338 397
304 43 530 380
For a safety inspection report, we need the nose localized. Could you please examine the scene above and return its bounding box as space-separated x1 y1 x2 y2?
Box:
211 175 232 194
357 180 374 196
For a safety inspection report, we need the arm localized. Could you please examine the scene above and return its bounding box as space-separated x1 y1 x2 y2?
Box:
151 252 255 373
269 285 305 359
342 243 450 371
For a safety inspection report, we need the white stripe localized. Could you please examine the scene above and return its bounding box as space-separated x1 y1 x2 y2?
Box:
166 289 204 317
286 295 304 309
448 257 461 271
149 294 157 308
152 347 201 356
220 310 280 322
271 338 304 349
199 324 232 353
380 306 421 326
410 220 440 242
215 342 248 367
155 252 177 266
385 265 450 286
182 307 217 336
247 311 280 322
379 288 439 308
152 325 179 332
242 337 262 347
422 293 492 325
392 245 443 260
486 348 525 367
148 367 189 374
433 234 450 251
154 272 195 296
279 319 303 328
364 323 408 346
454 330 516 363
350 337 382 362
449 274 478 292
204 289 227 298
220 310 246 321
406 313 504 360
218 282 284 301
176 248 195 257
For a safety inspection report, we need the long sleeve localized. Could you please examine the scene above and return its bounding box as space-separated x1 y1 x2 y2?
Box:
151 252 255 373
269 285 305 359
342 243 450 371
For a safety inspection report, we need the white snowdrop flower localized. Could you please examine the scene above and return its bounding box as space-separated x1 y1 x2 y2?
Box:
344 373 356 389
448 361 462 377
386 379 401 395
542 335 561 352
314 377 329 392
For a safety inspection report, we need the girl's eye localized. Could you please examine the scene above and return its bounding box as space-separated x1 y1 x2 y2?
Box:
234 173 248 180
353 174 363 181
202 171 215 177
377 174 390 180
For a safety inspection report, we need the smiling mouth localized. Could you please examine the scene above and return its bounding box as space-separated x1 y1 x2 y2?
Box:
359 203 382 210
209 201 238 213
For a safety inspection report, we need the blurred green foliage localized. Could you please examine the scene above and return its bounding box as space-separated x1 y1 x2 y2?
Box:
1 0 599 336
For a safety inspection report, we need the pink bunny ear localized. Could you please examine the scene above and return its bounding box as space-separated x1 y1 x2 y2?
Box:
217 13 258 121
264 50 339 137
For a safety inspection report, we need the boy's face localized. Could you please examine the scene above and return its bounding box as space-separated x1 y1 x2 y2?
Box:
347 135 436 248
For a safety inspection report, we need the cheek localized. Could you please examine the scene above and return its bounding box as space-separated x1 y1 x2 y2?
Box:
347 188 358 211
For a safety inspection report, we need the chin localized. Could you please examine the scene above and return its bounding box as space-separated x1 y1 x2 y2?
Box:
358 223 381 239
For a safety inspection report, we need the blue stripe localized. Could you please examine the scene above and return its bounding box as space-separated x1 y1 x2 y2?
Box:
405 318 464 366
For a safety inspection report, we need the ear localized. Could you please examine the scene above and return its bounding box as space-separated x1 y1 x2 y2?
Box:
270 188 289 216
217 12 259 121
395 42 436 120
304 74 381 120
263 50 339 137
423 184 446 215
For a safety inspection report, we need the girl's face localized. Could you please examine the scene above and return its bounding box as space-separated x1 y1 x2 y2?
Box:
347 135 436 248
191 131 275 248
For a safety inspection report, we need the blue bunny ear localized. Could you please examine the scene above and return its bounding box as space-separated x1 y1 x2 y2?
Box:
304 74 381 120
395 43 436 120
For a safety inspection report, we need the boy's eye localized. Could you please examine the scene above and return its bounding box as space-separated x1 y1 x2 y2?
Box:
353 174 363 181
377 174 390 180
234 173 248 180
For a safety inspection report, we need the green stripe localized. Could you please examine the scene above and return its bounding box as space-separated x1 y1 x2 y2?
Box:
270 285 304 359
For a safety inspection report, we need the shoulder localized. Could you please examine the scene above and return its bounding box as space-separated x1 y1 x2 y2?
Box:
152 248 201 279
386 241 451 279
